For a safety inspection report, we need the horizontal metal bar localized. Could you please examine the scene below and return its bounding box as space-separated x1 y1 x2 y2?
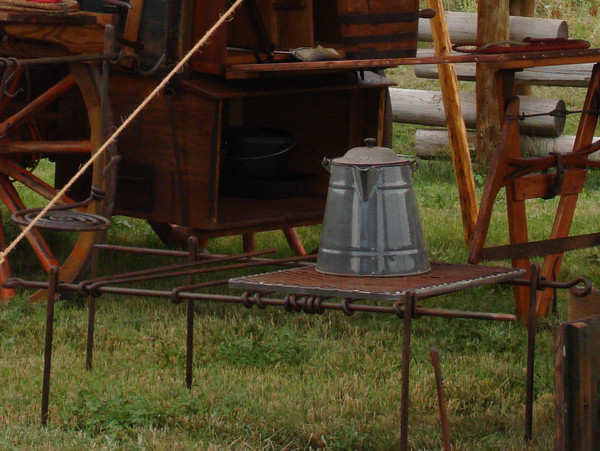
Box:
5 278 516 321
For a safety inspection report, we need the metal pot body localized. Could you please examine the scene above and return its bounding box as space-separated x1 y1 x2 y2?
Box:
317 161 430 276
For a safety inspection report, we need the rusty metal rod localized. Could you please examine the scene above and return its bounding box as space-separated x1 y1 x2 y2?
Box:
86 294 97 371
508 275 592 297
94 243 317 266
85 253 317 289
83 248 276 286
41 267 59 426
430 347 451 451
525 263 539 441
3 53 119 68
95 243 203 257
4 277 519 321
186 238 197 390
400 291 415 451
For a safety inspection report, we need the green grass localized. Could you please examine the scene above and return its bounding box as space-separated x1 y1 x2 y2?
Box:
2 3 600 449
5 164 600 449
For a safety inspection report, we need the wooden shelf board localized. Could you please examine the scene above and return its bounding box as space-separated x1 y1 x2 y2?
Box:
223 48 600 78
207 195 326 233
182 71 395 100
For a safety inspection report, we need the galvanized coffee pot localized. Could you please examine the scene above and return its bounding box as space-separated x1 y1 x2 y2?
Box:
316 138 430 276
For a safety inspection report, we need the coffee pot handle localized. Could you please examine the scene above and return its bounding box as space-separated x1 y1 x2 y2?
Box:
396 155 420 173
322 157 331 173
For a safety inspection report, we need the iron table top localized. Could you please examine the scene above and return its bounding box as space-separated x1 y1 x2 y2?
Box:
228 263 526 301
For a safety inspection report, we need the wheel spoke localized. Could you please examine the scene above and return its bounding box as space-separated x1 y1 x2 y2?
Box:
0 175 59 272
0 140 92 154
0 74 76 137
0 214 15 302
0 158 78 206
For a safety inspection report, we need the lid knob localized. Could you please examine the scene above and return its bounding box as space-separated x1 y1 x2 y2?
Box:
364 138 376 148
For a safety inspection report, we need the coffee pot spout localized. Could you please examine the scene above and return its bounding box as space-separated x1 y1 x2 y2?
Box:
352 166 381 202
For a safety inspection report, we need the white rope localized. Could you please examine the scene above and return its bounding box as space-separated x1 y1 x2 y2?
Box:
0 0 246 265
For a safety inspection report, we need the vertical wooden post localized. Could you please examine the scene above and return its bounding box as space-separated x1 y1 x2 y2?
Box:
509 0 534 97
427 0 478 242
509 0 534 16
476 0 509 163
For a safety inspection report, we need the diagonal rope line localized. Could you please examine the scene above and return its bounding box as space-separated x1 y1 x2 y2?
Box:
0 0 246 265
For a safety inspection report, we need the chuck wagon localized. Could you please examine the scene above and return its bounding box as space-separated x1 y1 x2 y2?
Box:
0 0 420 296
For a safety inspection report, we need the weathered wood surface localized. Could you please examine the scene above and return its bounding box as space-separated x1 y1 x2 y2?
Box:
414 49 594 87
426 0 477 241
538 64 600 317
418 11 567 43
568 288 600 321
414 129 600 160
390 88 566 137
476 0 509 162
555 317 600 450
120 0 144 68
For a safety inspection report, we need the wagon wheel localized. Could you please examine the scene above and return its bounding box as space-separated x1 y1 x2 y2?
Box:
0 62 116 301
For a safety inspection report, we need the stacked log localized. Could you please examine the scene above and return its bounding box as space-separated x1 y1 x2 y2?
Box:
395 12 592 159
390 88 566 137
417 11 567 43
414 129 600 160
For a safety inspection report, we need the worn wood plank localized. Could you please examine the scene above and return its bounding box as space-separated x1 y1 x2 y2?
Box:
120 0 144 68
476 0 509 162
427 0 477 242
537 64 600 317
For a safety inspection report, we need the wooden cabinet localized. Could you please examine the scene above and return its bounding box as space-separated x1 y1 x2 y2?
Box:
108 1 400 240
190 0 343 76
110 71 393 237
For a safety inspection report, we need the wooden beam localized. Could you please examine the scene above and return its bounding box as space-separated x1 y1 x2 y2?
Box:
476 0 509 163
509 0 535 96
427 0 478 242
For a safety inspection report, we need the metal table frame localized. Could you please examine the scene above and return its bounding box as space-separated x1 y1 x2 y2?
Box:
4 241 592 448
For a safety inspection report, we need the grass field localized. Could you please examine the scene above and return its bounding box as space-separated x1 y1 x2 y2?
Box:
2 1 600 450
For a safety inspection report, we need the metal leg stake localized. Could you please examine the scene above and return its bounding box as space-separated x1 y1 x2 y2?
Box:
186 236 198 389
525 263 540 441
85 295 97 371
430 346 451 451
400 292 415 451
41 266 59 426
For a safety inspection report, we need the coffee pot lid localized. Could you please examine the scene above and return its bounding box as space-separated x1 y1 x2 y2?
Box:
332 138 411 166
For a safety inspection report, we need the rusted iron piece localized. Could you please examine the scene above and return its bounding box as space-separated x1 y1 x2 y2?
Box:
430 347 451 451
453 38 591 54
229 263 525 301
41 266 59 426
479 233 600 262
510 274 592 298
81 248 278 289
400 291 415 451
11 209 111 231
186 237 197 390
80 252 315 291
525 263 540 440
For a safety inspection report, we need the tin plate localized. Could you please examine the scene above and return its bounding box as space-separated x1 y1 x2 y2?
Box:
229 263 526 301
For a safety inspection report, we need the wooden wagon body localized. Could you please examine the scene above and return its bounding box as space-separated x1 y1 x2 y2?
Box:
0 0 412 294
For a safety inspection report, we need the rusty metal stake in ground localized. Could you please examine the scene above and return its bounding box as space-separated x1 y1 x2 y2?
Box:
430 346 451 451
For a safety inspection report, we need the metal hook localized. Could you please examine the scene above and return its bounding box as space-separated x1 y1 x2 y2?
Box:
0 58 23 100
